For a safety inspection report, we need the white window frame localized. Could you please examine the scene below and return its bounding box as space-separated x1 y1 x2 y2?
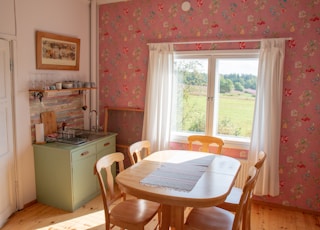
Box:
170 49 260 150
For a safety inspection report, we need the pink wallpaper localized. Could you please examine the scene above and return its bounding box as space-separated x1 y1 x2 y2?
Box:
99 0 320 212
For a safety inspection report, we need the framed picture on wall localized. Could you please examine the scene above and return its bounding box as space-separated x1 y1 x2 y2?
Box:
36 31 80 70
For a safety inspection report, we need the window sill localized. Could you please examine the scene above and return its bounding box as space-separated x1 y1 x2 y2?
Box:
170 134 250 150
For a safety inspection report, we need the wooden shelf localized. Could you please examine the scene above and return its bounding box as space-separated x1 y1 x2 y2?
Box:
29 87 97 93
105 106 144 112
29 88 96 101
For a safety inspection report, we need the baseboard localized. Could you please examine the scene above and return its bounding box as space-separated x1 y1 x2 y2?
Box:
252 199 320 216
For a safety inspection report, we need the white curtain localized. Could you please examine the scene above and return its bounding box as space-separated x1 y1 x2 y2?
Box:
142 44 174 152
249 39 286 196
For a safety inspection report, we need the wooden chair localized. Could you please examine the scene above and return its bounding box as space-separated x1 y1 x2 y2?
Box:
94 152 160 230
184 166 258 230
128 140 151 165
217 151 267 230
188 135 224 154
128 140 162 226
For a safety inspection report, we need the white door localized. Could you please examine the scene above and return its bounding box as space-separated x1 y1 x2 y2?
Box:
0 39 16 228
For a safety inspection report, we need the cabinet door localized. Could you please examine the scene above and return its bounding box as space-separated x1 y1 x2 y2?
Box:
72 145 97 210
34 146 73 212
96 136 116 155
0 0 16 35
96 136 116 192
97 136 116 177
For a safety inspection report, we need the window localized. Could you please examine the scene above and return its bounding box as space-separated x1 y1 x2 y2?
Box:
171 50 259 149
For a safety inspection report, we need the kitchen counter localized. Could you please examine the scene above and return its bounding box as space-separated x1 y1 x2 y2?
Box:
40 131 116 149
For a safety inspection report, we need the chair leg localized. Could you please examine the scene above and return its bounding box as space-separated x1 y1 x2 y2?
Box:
247 206 251 230
155 206 162 230
243 200 252 230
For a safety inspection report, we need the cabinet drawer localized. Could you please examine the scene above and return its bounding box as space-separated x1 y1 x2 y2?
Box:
97 137 115 153
72 145 96 162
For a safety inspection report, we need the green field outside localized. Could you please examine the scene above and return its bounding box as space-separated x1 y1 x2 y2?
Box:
182 92 255 137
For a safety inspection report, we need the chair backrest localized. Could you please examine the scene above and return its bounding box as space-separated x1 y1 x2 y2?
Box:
255 151 267 171
128 140 151 165
232 166 258 230
188 135 224 154
94 152 125 228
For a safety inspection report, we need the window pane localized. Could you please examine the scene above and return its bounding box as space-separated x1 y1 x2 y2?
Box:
172 58 208 134
214 58 258 139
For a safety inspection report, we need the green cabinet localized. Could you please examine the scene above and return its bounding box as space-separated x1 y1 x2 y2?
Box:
33 133 117 212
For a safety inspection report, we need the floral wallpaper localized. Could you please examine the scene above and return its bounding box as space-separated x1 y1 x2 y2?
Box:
99 0 320 212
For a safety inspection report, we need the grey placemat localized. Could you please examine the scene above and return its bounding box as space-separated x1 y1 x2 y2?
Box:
140 155 214 191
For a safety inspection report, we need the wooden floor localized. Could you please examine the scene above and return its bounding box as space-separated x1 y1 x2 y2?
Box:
2 195 319 230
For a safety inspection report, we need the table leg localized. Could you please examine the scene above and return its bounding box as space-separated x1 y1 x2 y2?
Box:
160 204 184 230
160 205 171 230
171 206 184 230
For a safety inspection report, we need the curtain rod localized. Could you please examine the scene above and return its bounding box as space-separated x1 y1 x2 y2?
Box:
147 37 292 46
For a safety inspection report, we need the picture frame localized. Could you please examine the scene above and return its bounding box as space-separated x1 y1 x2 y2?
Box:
36 31 80 70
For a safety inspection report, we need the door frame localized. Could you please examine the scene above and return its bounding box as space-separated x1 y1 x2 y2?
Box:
9 38 19 209
0 37 19 224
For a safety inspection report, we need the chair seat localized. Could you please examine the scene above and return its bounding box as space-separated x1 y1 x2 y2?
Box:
95 152 161 230
185 166 259 230
217 151 267 230
217 187 242 211
185 206 234 230
110 199 160 225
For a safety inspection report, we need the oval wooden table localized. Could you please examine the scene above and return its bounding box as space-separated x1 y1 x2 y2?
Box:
116 150 241 230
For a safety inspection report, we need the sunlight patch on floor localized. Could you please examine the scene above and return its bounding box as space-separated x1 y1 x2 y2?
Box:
36 210 105 230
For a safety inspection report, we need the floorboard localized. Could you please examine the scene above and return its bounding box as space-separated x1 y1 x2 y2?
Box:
2 195 319 230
